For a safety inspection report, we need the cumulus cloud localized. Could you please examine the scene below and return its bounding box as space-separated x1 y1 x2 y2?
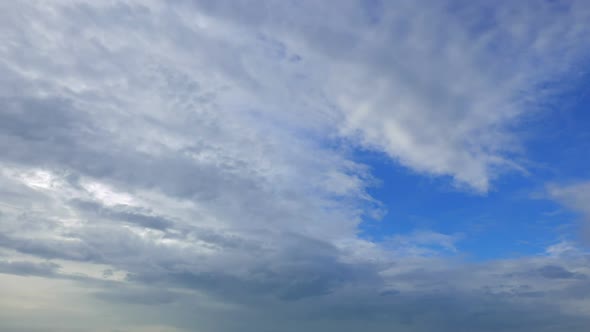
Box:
1 0 590 331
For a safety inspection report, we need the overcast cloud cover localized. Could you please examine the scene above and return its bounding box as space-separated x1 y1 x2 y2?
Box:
1 1 590 331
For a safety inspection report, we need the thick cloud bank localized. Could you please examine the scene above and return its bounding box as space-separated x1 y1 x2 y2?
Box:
1 1 590 331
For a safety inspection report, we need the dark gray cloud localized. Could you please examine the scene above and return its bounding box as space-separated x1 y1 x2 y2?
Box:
0 233 101 262
0 260 60 277
70 199 174 231
537 264 586 280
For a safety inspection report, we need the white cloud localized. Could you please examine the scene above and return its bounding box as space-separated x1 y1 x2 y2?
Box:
185 0 590 191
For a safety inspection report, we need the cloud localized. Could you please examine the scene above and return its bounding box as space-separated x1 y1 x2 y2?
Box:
187 0 590 191
0 260 60 277
536 265 586 280
1 1 590 331
547 181 590 241
385 230 462 256
94 287 180 306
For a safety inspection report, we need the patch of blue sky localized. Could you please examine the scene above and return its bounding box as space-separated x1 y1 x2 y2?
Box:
355 73 590 259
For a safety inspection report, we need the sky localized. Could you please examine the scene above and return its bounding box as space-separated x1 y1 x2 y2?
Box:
1 0 590 331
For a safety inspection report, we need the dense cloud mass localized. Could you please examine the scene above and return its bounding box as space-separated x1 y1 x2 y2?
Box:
1 1 590 331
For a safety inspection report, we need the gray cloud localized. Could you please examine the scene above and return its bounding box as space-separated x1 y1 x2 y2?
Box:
0 233 101 262
1 1 590 331
547 181 590 242
0 260 60 277
94 287 180 306
536 264 586 280
70 199 174 231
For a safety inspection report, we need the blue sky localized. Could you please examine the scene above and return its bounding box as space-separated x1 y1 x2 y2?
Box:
1 1 590 331
357 62 590 256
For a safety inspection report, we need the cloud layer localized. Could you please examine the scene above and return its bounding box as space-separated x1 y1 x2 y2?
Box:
1 1 590 331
